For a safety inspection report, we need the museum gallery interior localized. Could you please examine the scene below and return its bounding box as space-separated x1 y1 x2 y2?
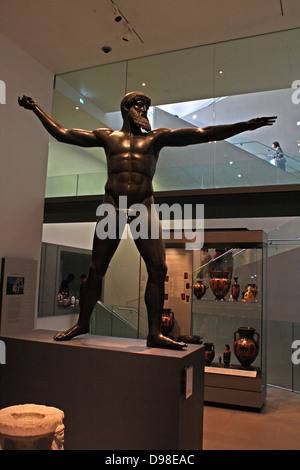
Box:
1 0 300 451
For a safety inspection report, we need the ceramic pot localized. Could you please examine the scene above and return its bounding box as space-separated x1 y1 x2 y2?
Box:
161 308 175 335
192 279 207 300
209 267 232 301
204 342 215 366
247 283 257 295
231 277 240 301
223 344 231 367
247 283 257 299
242 284 257 302
233 327 260 369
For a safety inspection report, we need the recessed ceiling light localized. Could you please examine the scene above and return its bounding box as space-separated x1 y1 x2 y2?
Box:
192 114 197 120
238 174 242 178
75 106 79 110
142 82 146 87
229 161 233 165
218 70 223 74
297 121 300 126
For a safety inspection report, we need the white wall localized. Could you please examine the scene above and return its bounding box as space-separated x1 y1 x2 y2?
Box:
0 33 54 323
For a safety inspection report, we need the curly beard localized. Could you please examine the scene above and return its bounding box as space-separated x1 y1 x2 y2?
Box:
128 107 151 132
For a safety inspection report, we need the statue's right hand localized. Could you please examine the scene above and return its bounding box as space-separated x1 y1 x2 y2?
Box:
18 95 37 110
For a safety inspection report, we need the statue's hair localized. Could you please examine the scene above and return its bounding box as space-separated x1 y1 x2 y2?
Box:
120 91 151 115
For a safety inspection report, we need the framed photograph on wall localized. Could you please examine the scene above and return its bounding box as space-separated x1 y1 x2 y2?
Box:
0 258 38 335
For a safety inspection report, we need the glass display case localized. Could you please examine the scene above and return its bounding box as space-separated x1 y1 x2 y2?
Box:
38 243 92 318
191 229 267 409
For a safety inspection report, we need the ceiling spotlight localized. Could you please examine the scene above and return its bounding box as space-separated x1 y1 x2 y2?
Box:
112 4 122 22
122 25 133 42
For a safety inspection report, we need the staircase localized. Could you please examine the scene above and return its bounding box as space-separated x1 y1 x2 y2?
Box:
90 301 148 339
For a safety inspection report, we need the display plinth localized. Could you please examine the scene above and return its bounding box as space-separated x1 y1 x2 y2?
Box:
0 330 204 450
204 364 265 409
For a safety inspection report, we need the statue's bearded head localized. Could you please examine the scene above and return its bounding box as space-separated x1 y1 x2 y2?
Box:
121 91 151 132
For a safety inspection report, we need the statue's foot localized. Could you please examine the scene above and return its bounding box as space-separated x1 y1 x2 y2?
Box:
147 334 187 350
53 324 89 341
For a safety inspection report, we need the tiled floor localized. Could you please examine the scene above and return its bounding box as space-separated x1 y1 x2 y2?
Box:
203 386 300 450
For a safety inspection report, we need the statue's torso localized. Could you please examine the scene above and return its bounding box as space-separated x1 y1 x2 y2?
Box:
98 130 161 207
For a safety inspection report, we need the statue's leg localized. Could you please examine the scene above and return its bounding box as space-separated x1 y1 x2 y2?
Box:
54 210 120 341
133 204 187 350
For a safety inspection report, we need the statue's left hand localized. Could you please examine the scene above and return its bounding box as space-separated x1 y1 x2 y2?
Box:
247 116 277 130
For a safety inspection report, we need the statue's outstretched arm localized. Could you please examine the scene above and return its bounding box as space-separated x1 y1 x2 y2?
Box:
18 95 102 147
155 117 277 148
198 116 277 142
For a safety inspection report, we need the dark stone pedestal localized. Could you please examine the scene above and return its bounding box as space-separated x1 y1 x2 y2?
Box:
0 330 204 450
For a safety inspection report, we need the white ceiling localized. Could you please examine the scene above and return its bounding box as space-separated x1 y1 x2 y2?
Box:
1 0 300 74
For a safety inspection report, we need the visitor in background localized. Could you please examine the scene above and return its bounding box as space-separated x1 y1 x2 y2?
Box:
272 141 286 170
60 273 75 294
197 247 212 278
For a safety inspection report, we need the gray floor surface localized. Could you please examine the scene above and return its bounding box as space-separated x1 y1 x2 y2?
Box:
203 385 300 450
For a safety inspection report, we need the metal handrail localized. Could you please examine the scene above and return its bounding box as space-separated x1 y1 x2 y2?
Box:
192 248 235 278
95 301 138 333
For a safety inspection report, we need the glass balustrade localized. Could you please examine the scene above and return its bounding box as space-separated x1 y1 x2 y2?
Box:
45 92 300 198
45 29 300 198
89 302 148 339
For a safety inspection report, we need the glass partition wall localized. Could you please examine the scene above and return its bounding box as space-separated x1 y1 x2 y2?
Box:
46 28 300 197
